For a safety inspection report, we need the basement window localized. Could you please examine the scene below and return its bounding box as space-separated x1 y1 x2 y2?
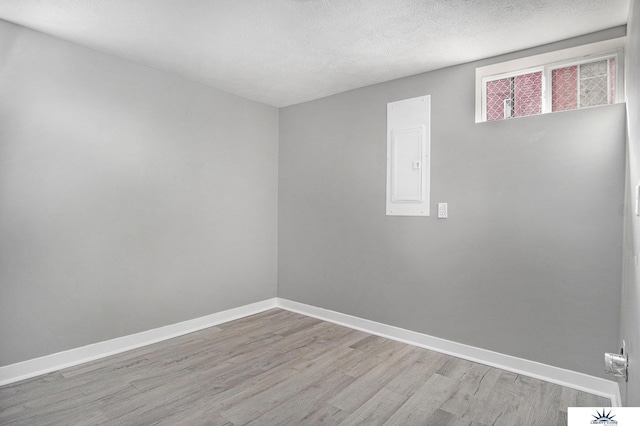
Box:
475 38 624 123
549 56 617 112
484 69 543 120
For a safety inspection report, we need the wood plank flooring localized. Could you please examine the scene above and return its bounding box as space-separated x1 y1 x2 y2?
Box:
0 309 610 425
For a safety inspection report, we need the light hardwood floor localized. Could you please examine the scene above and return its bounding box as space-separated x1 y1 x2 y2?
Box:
0 309 609 425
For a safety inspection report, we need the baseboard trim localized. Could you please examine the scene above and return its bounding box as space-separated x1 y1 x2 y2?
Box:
0 298 277 387
1 297 621 406
276 298 621 406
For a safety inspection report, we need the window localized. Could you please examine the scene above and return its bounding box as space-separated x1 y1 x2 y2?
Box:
549 56 616 112
475 38 625 123
482 54 619 122
485 69 543 120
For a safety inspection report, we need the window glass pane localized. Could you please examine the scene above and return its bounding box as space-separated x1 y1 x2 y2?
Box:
513 72 542 117
579 59 610 108
485 71 542 121
609 57 616 103
552 65 578 112
486 77 512 121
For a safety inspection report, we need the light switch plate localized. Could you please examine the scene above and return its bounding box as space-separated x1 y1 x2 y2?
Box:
437 203 447 219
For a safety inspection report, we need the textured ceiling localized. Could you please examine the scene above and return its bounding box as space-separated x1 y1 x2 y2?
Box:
0 0 630 107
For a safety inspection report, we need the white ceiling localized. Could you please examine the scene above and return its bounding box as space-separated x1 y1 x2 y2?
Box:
0 0 630 107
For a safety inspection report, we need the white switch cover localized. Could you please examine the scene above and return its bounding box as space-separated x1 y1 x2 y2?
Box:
437 203 447 219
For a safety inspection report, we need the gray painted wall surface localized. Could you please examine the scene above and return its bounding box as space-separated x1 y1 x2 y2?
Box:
620 0 640 406
279 30 626 379
0 21 279 366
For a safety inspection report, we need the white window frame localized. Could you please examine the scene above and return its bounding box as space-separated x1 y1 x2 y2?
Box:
475 37 625 123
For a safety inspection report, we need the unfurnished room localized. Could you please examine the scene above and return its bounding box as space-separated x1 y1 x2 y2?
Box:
1 0 639 425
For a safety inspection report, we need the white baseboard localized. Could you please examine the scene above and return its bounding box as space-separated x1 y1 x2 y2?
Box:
1 296 621 407
0 298 277 387
276 298 621 406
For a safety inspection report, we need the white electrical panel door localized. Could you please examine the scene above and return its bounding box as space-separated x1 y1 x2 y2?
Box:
386 95 431 216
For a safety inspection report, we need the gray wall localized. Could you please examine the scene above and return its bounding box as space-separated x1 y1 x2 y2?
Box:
0 21 279 366
0 15 629 389
279 29 626 379
620 0 640 406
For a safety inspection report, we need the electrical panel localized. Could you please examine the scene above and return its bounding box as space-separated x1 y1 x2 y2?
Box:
386 95 431 216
